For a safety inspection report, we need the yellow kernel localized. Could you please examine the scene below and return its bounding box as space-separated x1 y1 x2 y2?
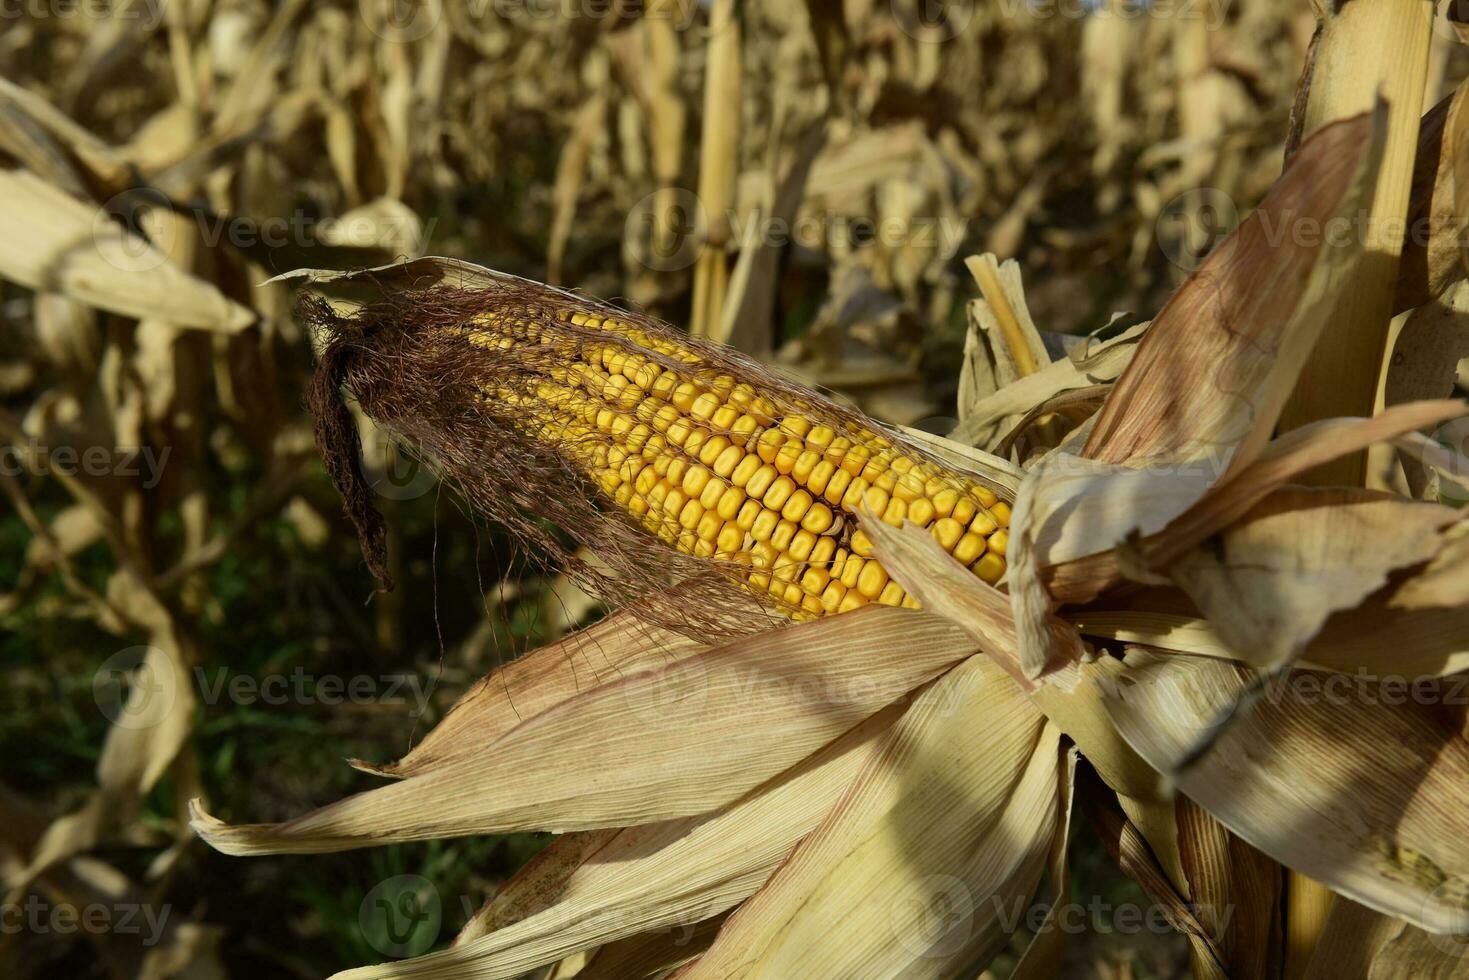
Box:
801 592 825 615
716 485 746 521
756 429 785 464
837 590 868 613
699 477 727 510
840 477 871 510
730 414 760 445
931 517 964 551
782 489 813 523
663 487 688 517
877 581 905 606
736 499 762 531
710 405 739 431
953 532 986 565
751 508 780 542
746 464 778 500
789 529 817 562
973 552 1006 584
881 497 906 527
751 540 778 569
839 555 864 589
907 498 936 526
988 529 1009 556
808 459 836 495
667 418 694 447
779 416 812 439
802 565 831 592
652 402 680 432
682 466 711 498
716 522 743 556
672 382 700 412
800 501 834 534
952 497 977 525
699 435 731 467
820 580 848 612
841 444 871 476
862 485 890 517
770 519 798 552
695 511 721 543
823 468 852 505
969 509 999 537
857 561 889 599
807 425 836 451
893 471 925 502
712 444 744 478
792 450 821 483
748 570 772 591
973 485 1000 508
991 501 1011 526
690 391 721 421
774 441 803 475
810 536 837 567
901 593 921 609
851 529 874 557
731 454 762 488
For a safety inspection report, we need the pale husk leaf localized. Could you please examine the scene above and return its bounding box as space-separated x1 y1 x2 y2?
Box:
191 607 974 853
680 655 1062 979
1103 649 1469 934
326 703 903 980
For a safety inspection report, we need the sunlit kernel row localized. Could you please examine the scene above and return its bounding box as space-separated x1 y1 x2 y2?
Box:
463 310 1009 619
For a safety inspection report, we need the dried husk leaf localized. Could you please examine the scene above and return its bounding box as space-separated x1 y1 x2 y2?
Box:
328 703 902 980
1167 488 1457 670
356 603 710 778
0 168 253 332
191 608 974 853
1395 78 1469 314
1083 108 1386 472
681 656 1062 979
1103 649 1469 934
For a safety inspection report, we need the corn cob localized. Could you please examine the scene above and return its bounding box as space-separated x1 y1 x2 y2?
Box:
463 307 1009 621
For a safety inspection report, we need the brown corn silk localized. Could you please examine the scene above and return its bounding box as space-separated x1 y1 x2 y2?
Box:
305 277 1010 635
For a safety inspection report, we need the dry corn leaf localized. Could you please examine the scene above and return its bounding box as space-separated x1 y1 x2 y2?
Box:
355 604 708 778
1103 649 1469 934
949 320 1148 449
1306 896 1469 979
682 656 1061 978
1084 108 1385 472
1395 78 1469 314
329 703 902 980
1044 399 1469 606
0 168 253 332
191 607 974 852
1167 488 1457 671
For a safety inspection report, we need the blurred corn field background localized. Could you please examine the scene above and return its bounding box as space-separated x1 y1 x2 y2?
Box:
3 0 1468 977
